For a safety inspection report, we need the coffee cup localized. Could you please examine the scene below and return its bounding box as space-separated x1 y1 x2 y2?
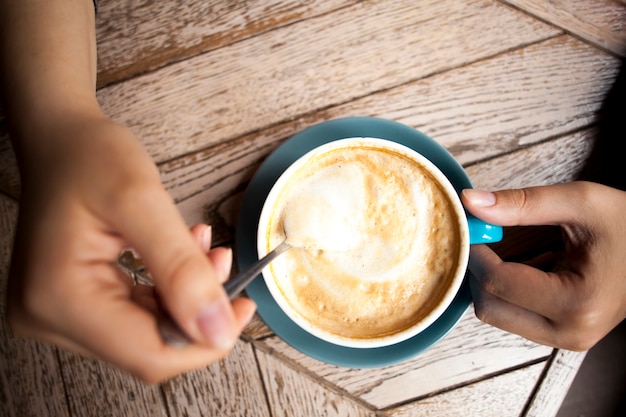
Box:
257 137 500 348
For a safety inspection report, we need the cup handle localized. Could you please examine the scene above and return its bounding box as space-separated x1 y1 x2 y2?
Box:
467 216 503 244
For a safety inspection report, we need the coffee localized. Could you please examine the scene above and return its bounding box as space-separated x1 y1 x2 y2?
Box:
258 138 469 347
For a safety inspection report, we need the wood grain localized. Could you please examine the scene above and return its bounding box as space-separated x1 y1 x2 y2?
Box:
96 0 558 163
154 36 615 245
161 340 271 417
256 349 377 417
319 36 616 165
388 362 545 417
524 350 587 417
257 308 551 409
95 0 356 87
0 196 70 417
501 0 626 55
465 128 597 190
243 314 274 340
0 34 618 204
57 352 167 417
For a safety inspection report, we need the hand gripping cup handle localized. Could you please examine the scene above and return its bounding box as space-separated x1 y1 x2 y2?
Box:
467 215 503 244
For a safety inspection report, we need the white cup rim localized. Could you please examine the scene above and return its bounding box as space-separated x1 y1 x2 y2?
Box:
257 137 470 348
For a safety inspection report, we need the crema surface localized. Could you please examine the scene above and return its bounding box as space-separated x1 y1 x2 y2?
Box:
265 144 463 341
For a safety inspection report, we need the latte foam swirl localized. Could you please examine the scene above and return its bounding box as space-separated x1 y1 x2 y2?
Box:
282 162 367 251
264 143 463 342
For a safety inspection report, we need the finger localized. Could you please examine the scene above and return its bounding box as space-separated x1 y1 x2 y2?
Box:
51 262 249 383
461 184 587 227
109 180 238 349
232 297 257 328
468 245 576 321
208 247 233 284
69 297 240 383
190 224 212 253
523 251 560 271
14 295 252 385
469 275 556 348
36 262 256 383
131 284 159 315
190 224 231 283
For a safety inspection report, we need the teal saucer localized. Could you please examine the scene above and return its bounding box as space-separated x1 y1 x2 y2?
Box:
235 116 473 368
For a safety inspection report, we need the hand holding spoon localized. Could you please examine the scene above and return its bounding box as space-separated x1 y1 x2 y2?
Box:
116 193 346 346
223 239 292 299
117 240 293 347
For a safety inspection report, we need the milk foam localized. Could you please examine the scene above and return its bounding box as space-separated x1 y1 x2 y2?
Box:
282 164 367 251
265 143 463 341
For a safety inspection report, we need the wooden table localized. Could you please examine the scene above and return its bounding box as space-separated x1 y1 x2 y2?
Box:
1 1 625 416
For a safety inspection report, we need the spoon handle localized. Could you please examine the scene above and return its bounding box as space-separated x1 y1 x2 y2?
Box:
224 240 291 299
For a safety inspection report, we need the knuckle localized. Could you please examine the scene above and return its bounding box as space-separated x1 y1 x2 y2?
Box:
159 252 204 296
556 330 598 352
126 353 173 384
509 188 534 223
132 367 165 385
6 301 31 336
473 270 501 296
113 177 166 214
473 300 494 325
11 282 52 330
572 181 596 202
553 312 604 351
7 283 66 342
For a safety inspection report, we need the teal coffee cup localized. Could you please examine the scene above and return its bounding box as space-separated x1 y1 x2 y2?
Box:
236 117 502 366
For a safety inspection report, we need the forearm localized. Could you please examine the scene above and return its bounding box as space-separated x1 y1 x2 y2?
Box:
0 0 101 152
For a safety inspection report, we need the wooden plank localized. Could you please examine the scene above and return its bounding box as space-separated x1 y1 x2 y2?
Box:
154 36 614 243
95 0 356 87
388 362 546 417
57 352 167 417
255 348 377 417
243 314 274 340
1 34 617 204
96 0 559 163
0 196 70 417
524 350 587 417
502 0 626 55
341 36 616 166
258 307 552 409
54 303 266 417
158 119 305 244
464 127 597 190
161 340 271 417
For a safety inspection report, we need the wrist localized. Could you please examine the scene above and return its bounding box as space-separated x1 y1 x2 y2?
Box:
7 101 106 158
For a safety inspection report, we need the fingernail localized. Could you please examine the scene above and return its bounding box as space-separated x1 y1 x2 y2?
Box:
201 226 213 253
222 248 233 279
464 189 496 207
197 300 235 349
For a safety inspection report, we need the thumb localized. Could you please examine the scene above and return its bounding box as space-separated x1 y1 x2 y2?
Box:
115 186 238 350
461 183 586 227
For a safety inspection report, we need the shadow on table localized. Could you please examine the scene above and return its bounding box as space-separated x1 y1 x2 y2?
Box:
559 53 626 417
577 53 626 191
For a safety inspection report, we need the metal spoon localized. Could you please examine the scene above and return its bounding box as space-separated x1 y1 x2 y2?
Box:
117 240 292 347
223 240 291 299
